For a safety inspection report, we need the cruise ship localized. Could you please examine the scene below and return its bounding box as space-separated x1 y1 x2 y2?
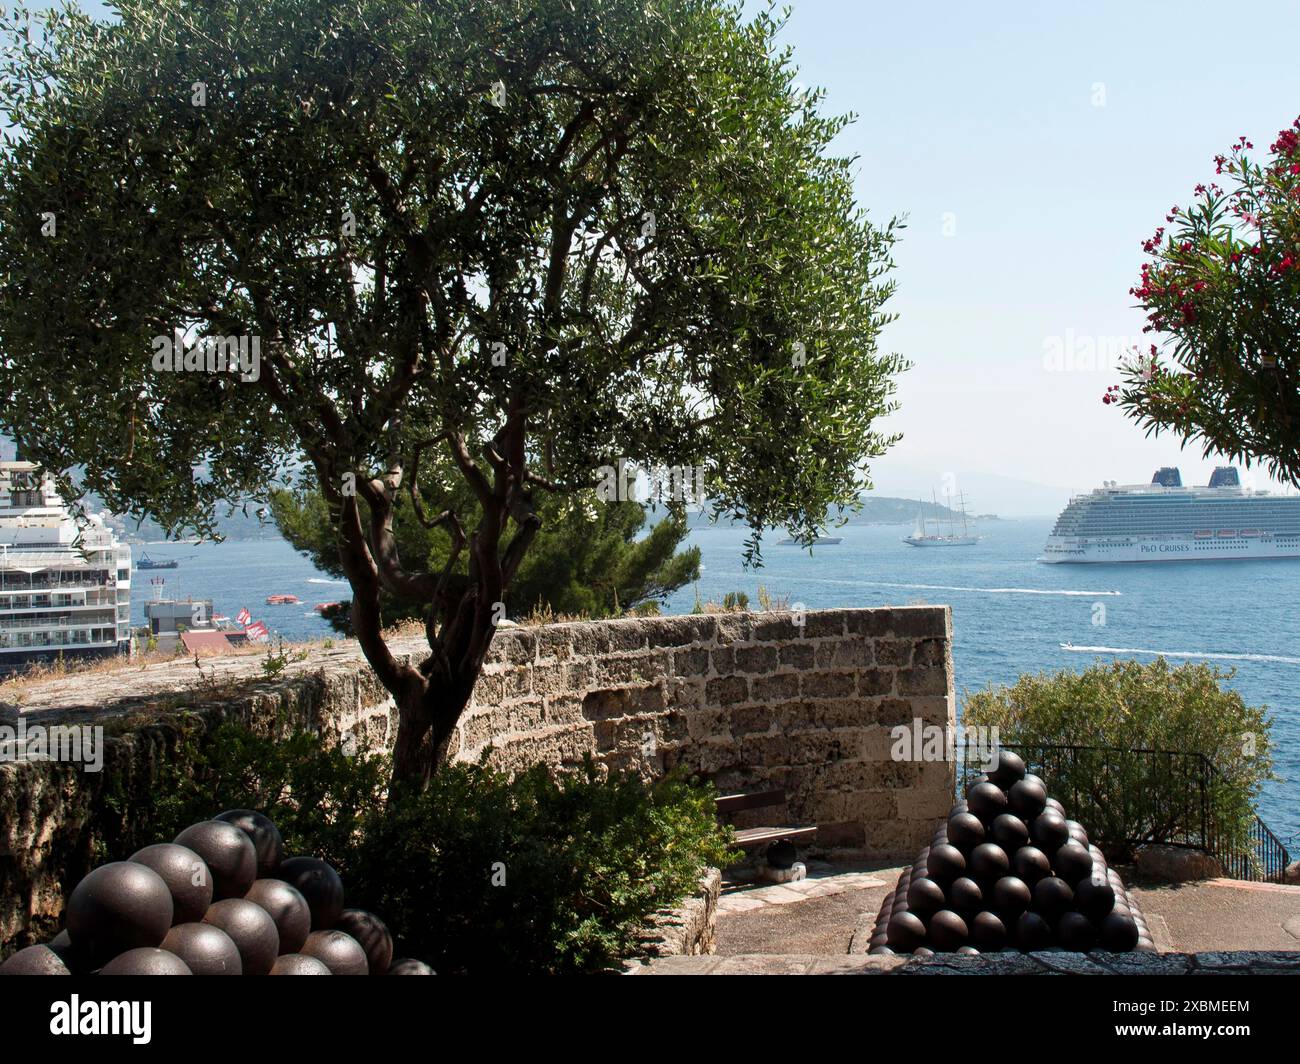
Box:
0 460 133 671
1042 467 1300 564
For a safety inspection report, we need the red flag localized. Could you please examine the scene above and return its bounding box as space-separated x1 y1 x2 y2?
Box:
245 621 269 642
237 608 251 627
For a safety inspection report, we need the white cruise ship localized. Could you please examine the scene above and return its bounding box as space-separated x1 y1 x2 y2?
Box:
1042 467 1300 564
0 460 133 671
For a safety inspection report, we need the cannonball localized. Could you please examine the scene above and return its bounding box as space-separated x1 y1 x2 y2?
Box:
928 909 969 952
1016 910 1053 951
970 842 1011 883
335 909 393 975
66 861 174 963
202 898 279 976
160 922 241 975
948 876 983 915
1008 778 1047 819
966 781 1008 824
301 929 369 976
129 843 213 925
992 875 1032 918
956 946 981 955
906 877 947 920
270 953 333 975
1030 811 1070 852
886 911 927 951
214 809 285 877
388 958 437 975
47 930 92 974
949 802 969 817
1032 876 1074 921
987 750 1027 788
244 878 312 954
1023 772 1045 789
100 948 192 975
276 857 344 930
868 945 894 956
173 821 257 900
1044 797 1065 816
0 944 69 975
970 911 1007 950
926 844 966 884
1066 820 1089 847
1013 845 1052 884
912 946 935 959
1099 910 1140 952
1057 911 1095 950
991 813 1030 851
946 812 985 852
1052 841 1094 885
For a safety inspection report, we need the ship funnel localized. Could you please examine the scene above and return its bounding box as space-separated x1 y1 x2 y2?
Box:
1208 467 1240 488
1151 467 1182 487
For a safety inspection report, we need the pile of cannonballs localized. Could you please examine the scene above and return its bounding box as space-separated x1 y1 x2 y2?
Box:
868 753 1154 957
0 810 435 976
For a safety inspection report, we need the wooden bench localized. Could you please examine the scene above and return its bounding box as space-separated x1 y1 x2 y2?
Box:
715 788 818 854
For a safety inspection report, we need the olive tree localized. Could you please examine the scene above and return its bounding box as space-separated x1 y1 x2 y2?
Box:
0 0 904 784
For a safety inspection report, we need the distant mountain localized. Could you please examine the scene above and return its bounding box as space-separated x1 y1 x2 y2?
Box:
96 500 280 544
680 495 993 530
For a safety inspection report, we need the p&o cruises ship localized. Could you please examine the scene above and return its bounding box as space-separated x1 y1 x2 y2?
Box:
1042 467 1300 564
0 460 133 671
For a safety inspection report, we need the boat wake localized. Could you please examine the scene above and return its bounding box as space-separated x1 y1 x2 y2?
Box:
305 578 347 585
1061 643 1300 666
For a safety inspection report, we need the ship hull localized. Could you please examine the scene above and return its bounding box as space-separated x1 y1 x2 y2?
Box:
1042 536 1300 563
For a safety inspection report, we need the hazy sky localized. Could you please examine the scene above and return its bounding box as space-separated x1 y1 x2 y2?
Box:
754 0 1300 504
50 2 1300 509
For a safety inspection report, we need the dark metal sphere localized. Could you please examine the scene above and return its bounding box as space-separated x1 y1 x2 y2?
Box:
949 802 969 817
970 911 1007 950
987 750 1027 789
276 857 345 930
1076 868 1118 920
1065 820 1090 847
335 910 393 975
47 930 93 974
927 909 969 952
1023 772 1045 789
129 843 213 925
906 877 946 921
1008 778 1047 819
1044 797 1065 816
956 946 981 955
0 944 70 975
965 782 1008 824
202 899 280 976
911 946 935 959
970 842 1011 883
1099 910 1140 952
214 809 285 878
270 953 333 975
946 812 985 852
766 839 798 869
1016 910 1053 951
991 813 1029 852
1058 911 1098 952
1051 841 1094 885
160 922 241 975
1013 845 1052 884
1032 876 1074 921
99 948 192 975
301 930 369 976
992 875 1032 918
244 878 312 955
948 876 983 915
66 861 174 963
387 958 437 975
885 911 927 951
926 843 966 884
867 945 894 956
1030 810 1070 852
173 821 257 901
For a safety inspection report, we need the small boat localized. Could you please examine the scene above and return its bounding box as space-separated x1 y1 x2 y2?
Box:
313 602 342 613
137 552 179 570
265 594 300 605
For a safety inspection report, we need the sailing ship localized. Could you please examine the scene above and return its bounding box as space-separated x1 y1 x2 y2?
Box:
903 490 980 547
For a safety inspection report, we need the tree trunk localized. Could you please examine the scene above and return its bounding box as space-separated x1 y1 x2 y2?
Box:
388 660 484 792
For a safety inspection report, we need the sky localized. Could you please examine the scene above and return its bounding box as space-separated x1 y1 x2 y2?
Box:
32 2 1300 513
748 0 1300 511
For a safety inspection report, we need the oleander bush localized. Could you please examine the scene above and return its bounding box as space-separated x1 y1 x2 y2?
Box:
963 657 1275 861
144 723 735 973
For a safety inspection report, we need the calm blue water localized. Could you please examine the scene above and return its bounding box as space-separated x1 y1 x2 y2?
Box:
132 524 1300 848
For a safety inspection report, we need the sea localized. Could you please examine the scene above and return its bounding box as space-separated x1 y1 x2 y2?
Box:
132 519 1300 849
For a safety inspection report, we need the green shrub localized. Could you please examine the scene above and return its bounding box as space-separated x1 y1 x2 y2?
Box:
140 725 735 973
964 657 1275 861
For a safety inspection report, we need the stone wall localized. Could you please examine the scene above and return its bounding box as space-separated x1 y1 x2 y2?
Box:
1 606 954 950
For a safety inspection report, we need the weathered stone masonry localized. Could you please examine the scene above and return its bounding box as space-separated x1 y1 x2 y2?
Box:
1 605 954 949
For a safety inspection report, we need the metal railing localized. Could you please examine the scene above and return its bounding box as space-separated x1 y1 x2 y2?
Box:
958 742 1290 883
